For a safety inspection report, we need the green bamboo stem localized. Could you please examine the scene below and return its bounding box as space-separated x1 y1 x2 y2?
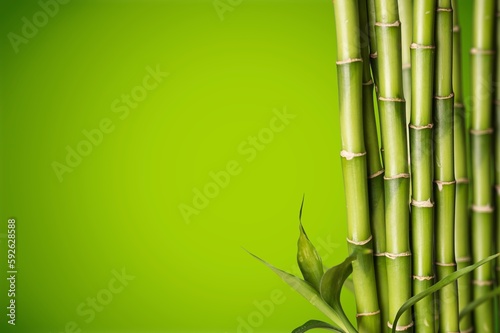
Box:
373 0 412 331
433 1 459 332
332 1 381 332
359 0 389 330
471 1 496 332
366 0 385 165
409 1 436 332
398 0 412 163
452 1 473 332
367 0 379 85
495 0 500 317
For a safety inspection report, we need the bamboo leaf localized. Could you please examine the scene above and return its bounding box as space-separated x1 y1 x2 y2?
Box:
392 253 500 333
297 196 324 292
319 253 363 333
320 254 356 307
459 285 500 321
292 319 344 333
248 251 357 333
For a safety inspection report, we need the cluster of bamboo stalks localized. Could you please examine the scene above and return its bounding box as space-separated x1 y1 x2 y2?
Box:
333 0 499 332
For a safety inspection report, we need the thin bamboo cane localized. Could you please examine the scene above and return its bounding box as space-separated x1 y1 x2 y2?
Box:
366 0 385 165
398 0 413 166
332 1 381 332
433 0 459 332
495 0 500 320
409 1 436 332
452 1 473 331
470 1 496 332
359 0 389 330
373 0 412 331
398 0 412 123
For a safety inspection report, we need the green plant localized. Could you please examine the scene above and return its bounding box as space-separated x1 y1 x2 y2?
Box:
471 1 496 332
409 0 436 331
452 0 473 331
433 1 459 331
249 1 500 332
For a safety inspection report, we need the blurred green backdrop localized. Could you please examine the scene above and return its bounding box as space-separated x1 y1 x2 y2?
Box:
0 0 473 332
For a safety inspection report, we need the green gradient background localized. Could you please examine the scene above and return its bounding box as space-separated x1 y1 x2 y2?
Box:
0 0 473 332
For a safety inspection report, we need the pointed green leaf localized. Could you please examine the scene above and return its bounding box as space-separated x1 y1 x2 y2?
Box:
248 251 357 333
292 319 344 333
297 196 324 291
459 285 500 321
319 253 361 333
392 253 500 333
320 254 355 307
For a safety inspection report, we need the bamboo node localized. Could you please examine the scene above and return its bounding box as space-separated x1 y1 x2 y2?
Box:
454 103 464 108
456 256 471 263
362 79 374 86
495 185 500 194
384 173 410 180
369 169 384 179
410 43 435 50
385 251 411 260
374 252 386 257
411 199 433 208
470 128 493 135
379 96 405 102
413 275 434 281
356 310 381 318
346 235 372 246
435 180 455 191
409 123 433 130
471 204 494 213
470 48 495 55
336 58 363 65
472 279 494 286
436 262 456 267
370 52 378 59
436 7 453 12
387 321 414 331
434 93 454 100
460 327 474 333
340 150 366 160
375 20 401 27
456 178 469 184
402 63 411 70
453 25 460 32
494 99 500 106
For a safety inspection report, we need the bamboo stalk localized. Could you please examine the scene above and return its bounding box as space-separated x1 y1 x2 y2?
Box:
398 0 412 161
373 0 412 331
409 1 436 332
359 0 389 330
452 1 473 332
366 0 385 165
470 1 496 332
495 0 500 319
433 1 459 332
332 1 381 332
367 0 379 85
